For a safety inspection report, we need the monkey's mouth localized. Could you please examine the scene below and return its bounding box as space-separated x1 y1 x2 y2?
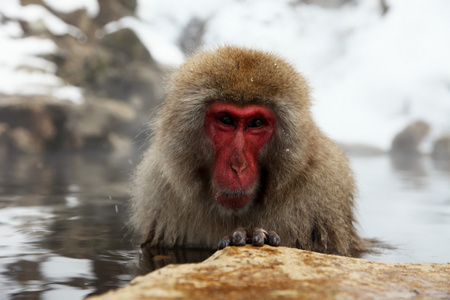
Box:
214 189 253 211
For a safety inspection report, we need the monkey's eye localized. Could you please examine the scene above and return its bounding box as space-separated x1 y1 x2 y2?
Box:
219 115 234 126
248 119 264 128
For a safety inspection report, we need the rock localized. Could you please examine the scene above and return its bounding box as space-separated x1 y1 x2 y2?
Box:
47 26 164 144
96 0 137 27
78 97 136 137
390 120 430 156
432 135 450 160
78 97 136 150
0 94 137 153
7 1 166 153
0 94 82 153
88 246 450 300
22 0 164 128
179 17 207 55
9 127 44 153
22 0 137 35
50 27 163 108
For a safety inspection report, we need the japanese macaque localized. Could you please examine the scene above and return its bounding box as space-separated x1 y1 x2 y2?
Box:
130 46 372 257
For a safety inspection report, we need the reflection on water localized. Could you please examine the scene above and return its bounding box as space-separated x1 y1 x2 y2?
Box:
0 152 138 299
139 246 214 274
354 155 450 263
0 152 449 299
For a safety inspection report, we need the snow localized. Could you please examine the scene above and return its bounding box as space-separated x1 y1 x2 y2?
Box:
104 17 185 66
0 2 85 103
135 0 450 151
1 0 449 150
311 0 450 150
43 0 99 18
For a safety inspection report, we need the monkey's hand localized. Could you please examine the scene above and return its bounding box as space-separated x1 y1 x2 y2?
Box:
218 227 281 249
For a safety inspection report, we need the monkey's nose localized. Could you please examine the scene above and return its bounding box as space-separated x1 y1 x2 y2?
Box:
230 156 247 175
231 163 247 175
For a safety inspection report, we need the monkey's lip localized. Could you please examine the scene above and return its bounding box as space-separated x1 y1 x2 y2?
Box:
214 190 252 211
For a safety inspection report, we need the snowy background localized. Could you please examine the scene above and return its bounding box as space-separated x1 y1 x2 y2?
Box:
1 0 450 151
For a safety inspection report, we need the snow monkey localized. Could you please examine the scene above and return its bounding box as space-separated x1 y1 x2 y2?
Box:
130 46 372 257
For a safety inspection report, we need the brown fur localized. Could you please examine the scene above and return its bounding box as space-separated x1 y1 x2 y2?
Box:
130 46 370 257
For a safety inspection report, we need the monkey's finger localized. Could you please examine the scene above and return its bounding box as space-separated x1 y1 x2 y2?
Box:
218 236 232 249
252 228 267 247
267 230 281 246
232 227 247 246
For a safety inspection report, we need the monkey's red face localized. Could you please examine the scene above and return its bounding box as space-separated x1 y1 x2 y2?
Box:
205 102 276 211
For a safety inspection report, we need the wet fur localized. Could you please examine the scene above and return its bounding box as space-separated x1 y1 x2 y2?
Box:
130 46 371 257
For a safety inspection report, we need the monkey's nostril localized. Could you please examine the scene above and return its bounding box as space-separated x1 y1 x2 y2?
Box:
230 153 247 175
230 162 247 175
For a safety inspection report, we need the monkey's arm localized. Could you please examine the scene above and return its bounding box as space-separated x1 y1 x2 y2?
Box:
218 227 281 249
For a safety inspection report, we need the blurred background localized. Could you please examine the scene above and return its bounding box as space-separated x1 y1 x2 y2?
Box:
0 0 449 299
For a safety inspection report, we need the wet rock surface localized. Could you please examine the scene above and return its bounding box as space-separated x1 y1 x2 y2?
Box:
88 245 450 300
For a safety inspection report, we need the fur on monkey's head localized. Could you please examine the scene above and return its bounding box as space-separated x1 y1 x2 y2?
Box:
155 46 318 195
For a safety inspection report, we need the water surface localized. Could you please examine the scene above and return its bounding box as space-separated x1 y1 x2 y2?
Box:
0 152 449 299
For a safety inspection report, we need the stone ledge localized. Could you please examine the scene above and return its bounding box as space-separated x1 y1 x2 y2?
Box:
89 245 450 299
